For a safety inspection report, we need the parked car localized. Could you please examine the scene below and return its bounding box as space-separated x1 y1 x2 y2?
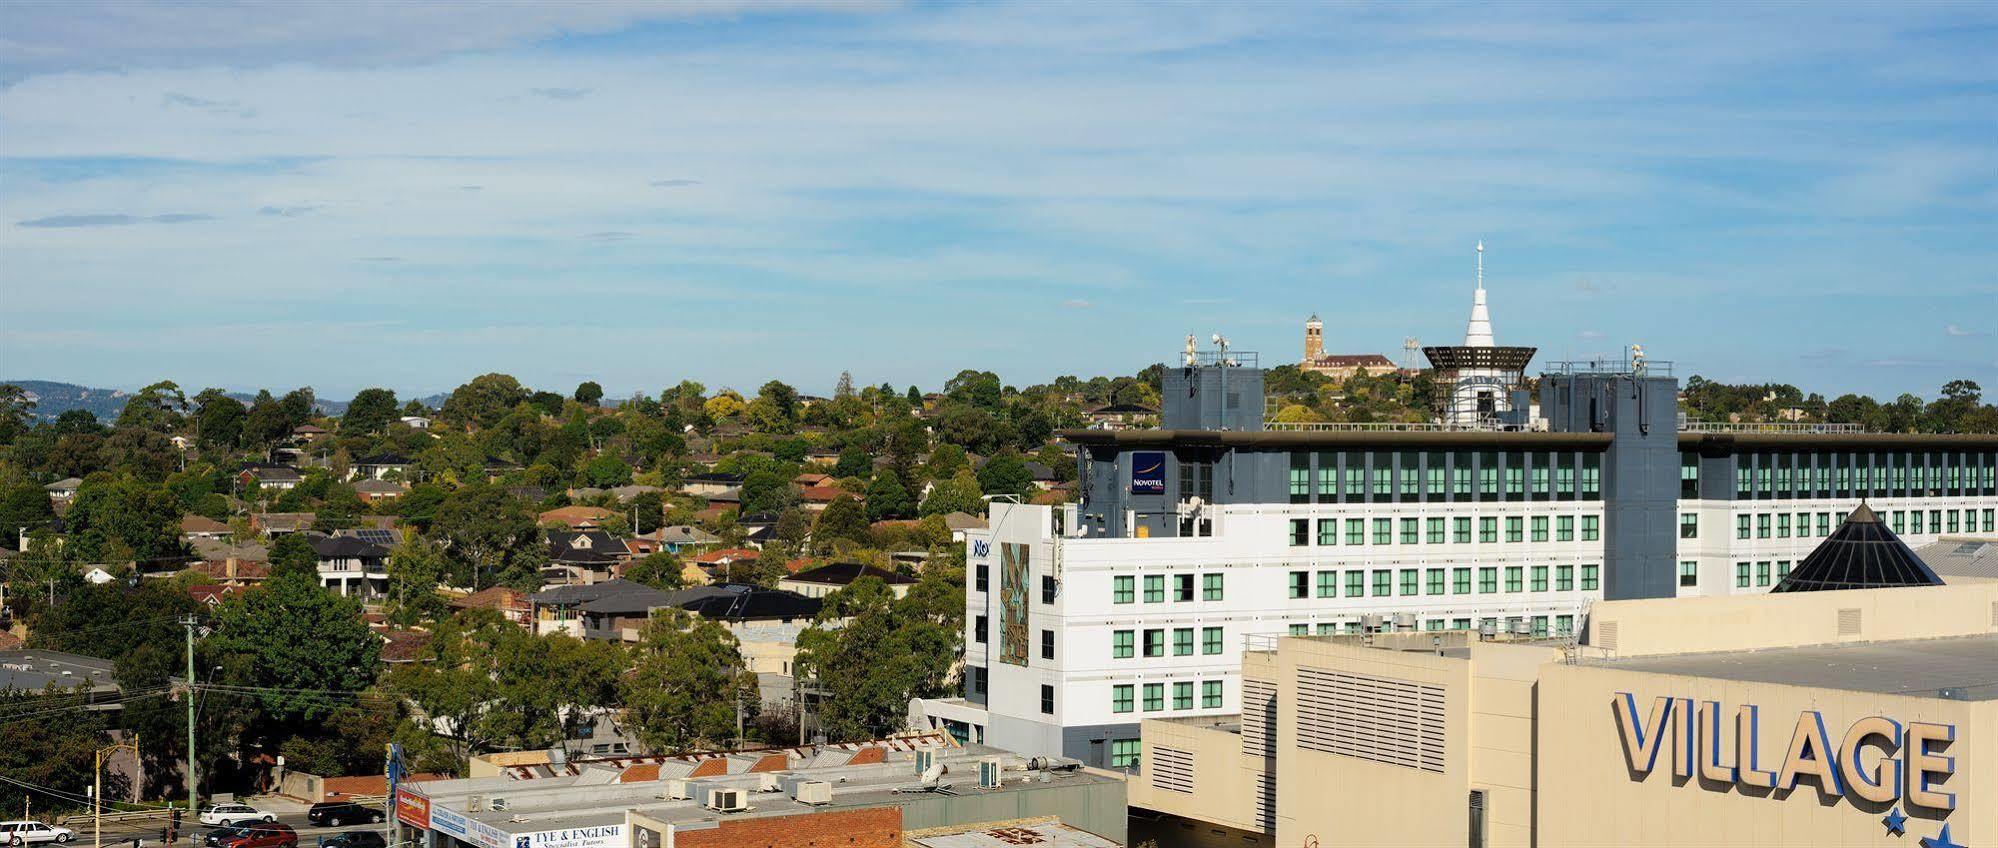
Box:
203 825 254 848
199 805 273 827
306 802 383 828
321 832 385 848
216 823 294 848
0 822 75 845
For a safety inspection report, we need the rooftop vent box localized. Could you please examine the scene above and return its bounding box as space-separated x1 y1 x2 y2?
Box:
791 781 832 805
754 773 781 792
703 788 747 814
913 747 937 778
977 757 1002 790
662 779 692 800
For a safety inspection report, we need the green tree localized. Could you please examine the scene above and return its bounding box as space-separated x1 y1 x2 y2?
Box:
794 571 962 741
740 469 794 515
243 391 291 450
623 552 685 591
279 387 318 427
386 535 451 625
194 388 246 450
0 384 34 446
65 476 187 566
0 480 55 541
209 569 380 725
431 484 542 589
920 468 983 517
583 454 633 487
440 374 530 430
811 496 869 554
629 490 666 535
574 381 605 406
116 380 188 433
864 470 911 521
0 688 111 815
977 448 1034 498
620 611 753 751
343 388 399 435
833 445 872 479
268 533 319 580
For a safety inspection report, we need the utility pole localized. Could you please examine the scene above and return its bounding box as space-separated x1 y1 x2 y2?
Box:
182 615 199 827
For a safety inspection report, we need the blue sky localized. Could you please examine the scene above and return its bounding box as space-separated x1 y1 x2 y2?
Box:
1 0 1993 401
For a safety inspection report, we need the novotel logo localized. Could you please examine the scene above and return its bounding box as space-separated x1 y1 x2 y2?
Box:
1613 693 1957 811
971 539 991 559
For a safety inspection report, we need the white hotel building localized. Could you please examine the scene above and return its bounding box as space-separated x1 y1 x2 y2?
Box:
913 298 1998 770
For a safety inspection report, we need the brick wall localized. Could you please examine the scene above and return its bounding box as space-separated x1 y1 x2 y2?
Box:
671 806 901 848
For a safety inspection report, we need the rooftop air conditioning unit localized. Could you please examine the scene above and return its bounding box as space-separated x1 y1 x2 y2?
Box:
703 788 747 814
913 747 937 778
488 798 508 812
791 781 832 805
1510 619 1532 635
1360 614 1386 632
754 773 781 792
663 779 692 801
977 757 1002 790
1393 613 1417 631
466 796 486 812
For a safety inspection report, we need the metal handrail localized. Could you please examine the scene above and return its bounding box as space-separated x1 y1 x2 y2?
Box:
1679 421 1865 434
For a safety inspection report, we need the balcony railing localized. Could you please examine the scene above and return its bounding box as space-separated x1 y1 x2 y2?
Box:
1679 421 1864 434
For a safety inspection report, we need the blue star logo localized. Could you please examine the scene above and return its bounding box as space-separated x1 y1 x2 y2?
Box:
1920 823 1963 848
1884 808 1907 836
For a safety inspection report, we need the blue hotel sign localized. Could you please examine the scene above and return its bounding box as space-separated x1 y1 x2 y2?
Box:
1613 693 1958 811
1131 451 1166 494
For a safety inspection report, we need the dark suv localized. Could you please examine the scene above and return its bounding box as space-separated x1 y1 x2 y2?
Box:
322 833 385 848
305 803 383 828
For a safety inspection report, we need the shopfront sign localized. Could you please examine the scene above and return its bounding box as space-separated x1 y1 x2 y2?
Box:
511 825 625 848
394 790 430 829
1613 693 1958 810
430 807 469 840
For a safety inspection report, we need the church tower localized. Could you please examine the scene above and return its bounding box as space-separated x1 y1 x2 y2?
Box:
1303 314 1324 363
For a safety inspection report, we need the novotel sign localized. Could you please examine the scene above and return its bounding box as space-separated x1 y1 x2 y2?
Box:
1613 693 1958 811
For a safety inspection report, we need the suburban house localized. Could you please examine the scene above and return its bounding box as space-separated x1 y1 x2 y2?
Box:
309 534 390 598
397 415 431 429
449 586 531 626
644 525 720 555
778 561 920 599
44 477 83 502
180 514 231 542
250 512 316 536
350 453 412 481
792 472 834 489
191 540 269 586
528 579 668 639
352 479 409 502
537 505 616 529
655 584 823 675
187 584 242 608
941 510 988 541
691 547 759 580
239 464 303 491
679 472 744 498
1081 402 1156 428
543 529 630 585
291 424 327 441
797 486 851 512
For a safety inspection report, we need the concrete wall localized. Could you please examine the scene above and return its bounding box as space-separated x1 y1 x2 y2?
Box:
1129 717 1264 835
1586 582 1998 657
1537 663 1993 848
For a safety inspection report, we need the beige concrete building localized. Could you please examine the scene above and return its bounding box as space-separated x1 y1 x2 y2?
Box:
1130 581 1998 847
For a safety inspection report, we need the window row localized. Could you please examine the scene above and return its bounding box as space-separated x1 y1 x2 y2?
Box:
1112 679 1225 714
1735 560 1795 588
1112 573 1225 604
1284 565 1599 598
1112 626 1228 659
1728 450 1998 501
1286 515 1601 547
1286 450 1603 504
1734 508 1994 540
1282 614 1574 638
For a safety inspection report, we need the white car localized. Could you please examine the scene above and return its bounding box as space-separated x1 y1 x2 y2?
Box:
0 822 75 845
198 806 273 828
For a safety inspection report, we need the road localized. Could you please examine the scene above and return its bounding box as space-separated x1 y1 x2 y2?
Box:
69 812 390 848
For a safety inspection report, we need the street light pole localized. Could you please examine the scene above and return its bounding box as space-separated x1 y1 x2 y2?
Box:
183 615 199 829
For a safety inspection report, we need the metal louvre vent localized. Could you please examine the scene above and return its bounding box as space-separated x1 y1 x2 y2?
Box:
1989 601 1997 628
1241 677 1278 758
1150 746 1194 794
1596 621 1619 652
1837 608 1863 637
1296 667 1446 773
1253 773 1276 832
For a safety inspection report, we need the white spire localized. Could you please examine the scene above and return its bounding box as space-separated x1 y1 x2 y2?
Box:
1464 241 1493 347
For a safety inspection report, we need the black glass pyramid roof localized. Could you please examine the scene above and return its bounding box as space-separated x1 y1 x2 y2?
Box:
1771 503 1946 593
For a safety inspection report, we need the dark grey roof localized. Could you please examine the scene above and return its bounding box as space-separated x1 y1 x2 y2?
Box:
530 578 651 606
580 584 677 615
786 561 918 587
685 472 745 484
335 528 400 547
356 453 411 465
548 530 627 566
660 583 820 622
1772 503 1945 593
309 535 389 558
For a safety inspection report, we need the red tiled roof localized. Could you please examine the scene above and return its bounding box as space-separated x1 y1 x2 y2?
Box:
693 547 758 564
538 506 617 527
799 486 852 502
379 630 432 663
451 586 528 612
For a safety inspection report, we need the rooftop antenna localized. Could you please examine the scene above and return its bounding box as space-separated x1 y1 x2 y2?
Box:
1402 336 1420 371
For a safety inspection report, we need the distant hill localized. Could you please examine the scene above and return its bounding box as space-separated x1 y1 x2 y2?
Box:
3 380 131 422
2 379 441 421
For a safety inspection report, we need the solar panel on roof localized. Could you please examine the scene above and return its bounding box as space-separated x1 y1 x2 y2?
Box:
348 529 398 546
